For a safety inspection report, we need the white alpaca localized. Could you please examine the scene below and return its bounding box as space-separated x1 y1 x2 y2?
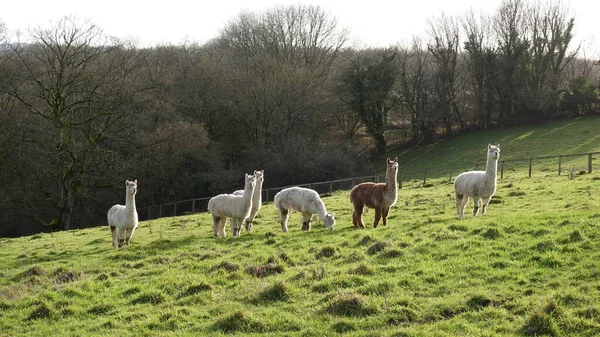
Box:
274 187 335 232
454 144 500 218
208 173 256 238
107 179 139 248
232 170 264 231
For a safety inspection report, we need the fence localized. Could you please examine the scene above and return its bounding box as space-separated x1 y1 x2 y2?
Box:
137 151 600 221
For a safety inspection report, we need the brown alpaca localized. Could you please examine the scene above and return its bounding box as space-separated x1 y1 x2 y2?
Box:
349 157 399 229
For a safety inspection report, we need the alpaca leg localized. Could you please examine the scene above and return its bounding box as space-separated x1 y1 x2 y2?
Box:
382 207 390 226
231 218 239 237
457 196 469 219
373 207 383 228
279 208 289 232
481 196 492 215
110 226 118 248
218 217 227 237
244 217 252 231
455 194 463 218
472 197 480 216
353 203 365 229
301 213 313 231
117 228 126 248
212 216 221 238
235 218 243 237
125 226 136 246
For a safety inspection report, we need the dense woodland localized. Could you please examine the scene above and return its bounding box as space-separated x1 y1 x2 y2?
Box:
0 0 599 237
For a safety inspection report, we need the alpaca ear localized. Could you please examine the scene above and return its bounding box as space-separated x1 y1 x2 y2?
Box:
387 157 391 164
125 180 128 185
331 212 335 218
254 170 257 174
134 179 137 184
496 143 500 148
261 170 264 174
394 157 398 162
488 143 491 149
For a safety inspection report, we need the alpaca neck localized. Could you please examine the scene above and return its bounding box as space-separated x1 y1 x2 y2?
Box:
485 157 498 184
253 180 263 206
241 183 255 211
385 168 398 192
315 201 328 221
125 192 136 215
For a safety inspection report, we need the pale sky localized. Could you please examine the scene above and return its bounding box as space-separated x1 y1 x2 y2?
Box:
2 0 599 55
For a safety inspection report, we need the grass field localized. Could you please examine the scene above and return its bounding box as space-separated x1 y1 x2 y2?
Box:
382 116 600 182
2 117 600 336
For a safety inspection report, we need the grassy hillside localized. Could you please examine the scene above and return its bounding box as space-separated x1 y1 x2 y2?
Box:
381 116 600 181
2 166 600 336
3 118 600 336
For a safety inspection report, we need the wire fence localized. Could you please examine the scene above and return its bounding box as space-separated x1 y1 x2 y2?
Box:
137 151 600 221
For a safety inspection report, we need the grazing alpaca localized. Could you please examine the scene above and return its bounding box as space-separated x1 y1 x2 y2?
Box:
232 170 264 231
274 187 335 232
454 144 500 218
350 157 399 229
107 179 139 248
208 173 256 238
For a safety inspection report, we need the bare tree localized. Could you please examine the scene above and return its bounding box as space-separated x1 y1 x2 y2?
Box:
215 5 347 154
6 17 146 231
398 38 438 142
493 0 530 125
428 13 463 135
526 0 577 120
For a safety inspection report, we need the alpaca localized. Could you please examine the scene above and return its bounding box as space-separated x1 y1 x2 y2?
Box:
107 179 139 248
208 173 256 238
274 187 335 232
232 170 264 231
349 157 399 229
454 144 500 218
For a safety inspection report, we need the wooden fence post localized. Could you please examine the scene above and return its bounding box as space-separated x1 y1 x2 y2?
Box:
192 199 196 213
174 202 177 217
448 167 454 183
558 156 562 175
500 161 504 179
589 153 593 173
399 172 403 189
266 189 270 203
529 157 533 177
329 181 333 195
422 169 428 187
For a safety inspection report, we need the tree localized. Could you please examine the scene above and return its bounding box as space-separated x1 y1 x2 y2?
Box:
493 0 530 125
462 10 499 129
398 39 438 143
338 48 400 154
428 13 464 135
526 0 577 121
6 17 146 231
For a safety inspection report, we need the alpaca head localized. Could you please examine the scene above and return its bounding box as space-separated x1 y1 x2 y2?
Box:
487 144 500 160
254 170 264 184
324 213 336 230
386 157 399 174
245 173 256 189
125 179 137 196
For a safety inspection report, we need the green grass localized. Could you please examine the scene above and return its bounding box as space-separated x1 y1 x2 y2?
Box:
383 116 600 181
2 118 600 336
